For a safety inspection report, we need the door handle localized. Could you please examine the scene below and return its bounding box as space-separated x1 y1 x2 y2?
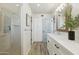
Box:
8 26 11 31
48 40 49 42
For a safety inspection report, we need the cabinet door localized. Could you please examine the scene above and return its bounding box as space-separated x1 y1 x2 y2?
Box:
47 36 61 55
53 49 62 55
47 36 53 54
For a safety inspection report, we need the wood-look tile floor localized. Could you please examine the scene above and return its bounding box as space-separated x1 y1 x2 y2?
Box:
28 42 49 55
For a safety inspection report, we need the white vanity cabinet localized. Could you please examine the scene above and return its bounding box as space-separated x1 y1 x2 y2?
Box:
47 36 61 55
47 35 73 55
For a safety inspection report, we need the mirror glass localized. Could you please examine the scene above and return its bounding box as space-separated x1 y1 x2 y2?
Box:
55 4 68 32
56 12 65 31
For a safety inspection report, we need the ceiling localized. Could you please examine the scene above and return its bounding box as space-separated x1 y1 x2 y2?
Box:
0 3 61 14
29 3 61 13
0 3 21 13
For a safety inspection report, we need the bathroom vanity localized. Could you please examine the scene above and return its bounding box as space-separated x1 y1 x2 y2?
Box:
47 32 79 55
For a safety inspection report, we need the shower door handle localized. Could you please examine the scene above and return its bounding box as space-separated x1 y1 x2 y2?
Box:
8 26 11 31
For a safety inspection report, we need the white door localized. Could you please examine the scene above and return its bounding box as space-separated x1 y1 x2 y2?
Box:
32 14 43 42
0 14 11 54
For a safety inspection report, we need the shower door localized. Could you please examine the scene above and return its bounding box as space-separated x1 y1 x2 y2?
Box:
0 13 11 54
42 17 52 43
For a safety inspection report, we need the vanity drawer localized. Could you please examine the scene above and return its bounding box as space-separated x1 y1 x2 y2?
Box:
47 37 53 54
53 49 62 55
50 38 73 55
47 42 61 55
47 36 62 55
56 43 73 55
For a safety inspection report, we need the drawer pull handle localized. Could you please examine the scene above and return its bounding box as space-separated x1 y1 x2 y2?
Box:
55 44 59 49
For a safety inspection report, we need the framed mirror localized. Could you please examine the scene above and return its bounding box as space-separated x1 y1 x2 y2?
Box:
55 3 71 32
26 14 31 26
56 12 67 32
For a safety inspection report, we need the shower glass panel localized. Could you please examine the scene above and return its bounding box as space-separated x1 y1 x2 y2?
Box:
0 5 21 55
4 15 11 33
0 9 11 54
42 16 52 43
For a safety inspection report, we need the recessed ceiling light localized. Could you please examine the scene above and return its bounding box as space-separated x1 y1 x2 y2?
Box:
16 4 20 6
37 4 40 7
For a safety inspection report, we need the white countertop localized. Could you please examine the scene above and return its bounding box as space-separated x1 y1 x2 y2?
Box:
48 32 79 55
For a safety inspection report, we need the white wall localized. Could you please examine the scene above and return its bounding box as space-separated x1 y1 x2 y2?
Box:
75 28 79 43
71 3 79 43
21 4 32 55
32 13 52 42
72 3 79 17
